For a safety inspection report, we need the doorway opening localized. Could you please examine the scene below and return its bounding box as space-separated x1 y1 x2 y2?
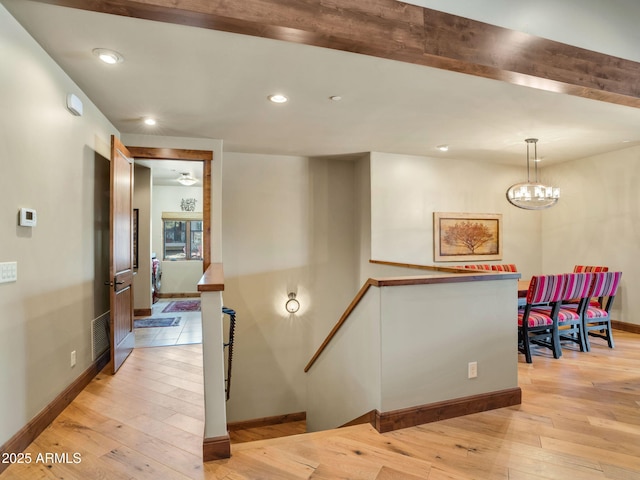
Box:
126 146 212 348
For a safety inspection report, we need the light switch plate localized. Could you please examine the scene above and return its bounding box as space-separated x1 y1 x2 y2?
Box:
0 262 17 283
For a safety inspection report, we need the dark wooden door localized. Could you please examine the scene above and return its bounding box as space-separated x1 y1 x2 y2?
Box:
109 135 135 373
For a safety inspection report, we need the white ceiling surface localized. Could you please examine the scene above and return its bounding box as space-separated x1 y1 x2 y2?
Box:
4 0 640 173
135 159 203 187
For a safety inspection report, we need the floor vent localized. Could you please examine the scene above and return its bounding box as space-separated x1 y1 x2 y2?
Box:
92 312 110 360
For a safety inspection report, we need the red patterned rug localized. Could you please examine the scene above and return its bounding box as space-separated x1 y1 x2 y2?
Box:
162 300 201 313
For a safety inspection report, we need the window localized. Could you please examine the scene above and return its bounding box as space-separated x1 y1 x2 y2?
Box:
162 212 203 261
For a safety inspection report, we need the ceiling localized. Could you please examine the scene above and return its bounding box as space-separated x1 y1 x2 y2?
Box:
134 159 203 187
4 0 640 180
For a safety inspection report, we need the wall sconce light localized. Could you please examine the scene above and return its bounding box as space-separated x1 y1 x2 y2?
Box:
285 292 300 314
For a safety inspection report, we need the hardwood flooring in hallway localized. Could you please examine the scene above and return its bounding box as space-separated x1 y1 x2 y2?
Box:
2 331 640 479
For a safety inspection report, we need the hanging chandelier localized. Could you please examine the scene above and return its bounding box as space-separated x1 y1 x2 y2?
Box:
506 138 560 210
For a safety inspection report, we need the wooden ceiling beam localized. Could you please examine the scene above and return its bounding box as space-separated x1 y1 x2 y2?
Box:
30 0 640 108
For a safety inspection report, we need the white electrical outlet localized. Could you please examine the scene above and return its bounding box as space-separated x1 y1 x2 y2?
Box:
71 350 77 367
0 262 17 283
468 361 478 379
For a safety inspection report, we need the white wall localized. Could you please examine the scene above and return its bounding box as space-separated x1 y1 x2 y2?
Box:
221 152 359 422
0 5 118 446
542 145 640 325
306 276 518 431
380 279 517 411
370 152 543 278
152 184 203 294
306 288 382 432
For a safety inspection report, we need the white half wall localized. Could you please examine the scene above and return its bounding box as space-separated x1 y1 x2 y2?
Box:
380 279 518 411
305 275 518 431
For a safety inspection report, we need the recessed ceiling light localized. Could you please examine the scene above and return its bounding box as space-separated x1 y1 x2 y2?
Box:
143 117 157 126
92 48 124 64
329 96 342 101
436 144 449 152
268 94 288 104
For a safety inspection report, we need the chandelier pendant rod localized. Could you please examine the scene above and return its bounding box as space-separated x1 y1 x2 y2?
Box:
533 139 538 183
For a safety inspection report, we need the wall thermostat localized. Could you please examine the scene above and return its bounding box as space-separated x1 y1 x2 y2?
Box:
19 208 37 227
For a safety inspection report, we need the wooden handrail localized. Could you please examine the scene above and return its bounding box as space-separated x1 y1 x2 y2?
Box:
304 279 375 372
369 259 478 274
304 270 519 372
197 263 225 292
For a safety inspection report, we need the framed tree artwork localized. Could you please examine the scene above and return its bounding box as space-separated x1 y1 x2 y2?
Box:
433 212 502 262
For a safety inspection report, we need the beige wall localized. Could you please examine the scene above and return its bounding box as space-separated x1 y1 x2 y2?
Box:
0 5 118 446
133 164 152 309
306 276 518 432
221 152 360 422
369 152 544 278
543 145 640 325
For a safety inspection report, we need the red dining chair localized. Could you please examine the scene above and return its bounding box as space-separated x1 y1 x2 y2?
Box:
518 274 566 363
556 272 593 352
582 272 621 350
492 264 518 272
573 265 608 273
572 265 608 306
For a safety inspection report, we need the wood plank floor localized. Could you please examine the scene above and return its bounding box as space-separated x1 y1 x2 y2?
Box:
3 331 640 479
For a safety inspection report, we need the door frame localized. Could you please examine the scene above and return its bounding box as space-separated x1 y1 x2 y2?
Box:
126 146 213 272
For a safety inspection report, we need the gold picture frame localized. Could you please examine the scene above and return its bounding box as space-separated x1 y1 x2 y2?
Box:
434 212 502 262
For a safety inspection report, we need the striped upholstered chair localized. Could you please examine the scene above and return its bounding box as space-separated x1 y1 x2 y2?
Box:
491 264 518 272
561 271 622 351
536 272 594 353
574 265 608 273
572 265 608 306
518 274 566 363
556 273 593 353
463 264 492 270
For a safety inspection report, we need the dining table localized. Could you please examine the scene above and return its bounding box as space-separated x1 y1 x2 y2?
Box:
517 279 530 298
517 279 530 306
